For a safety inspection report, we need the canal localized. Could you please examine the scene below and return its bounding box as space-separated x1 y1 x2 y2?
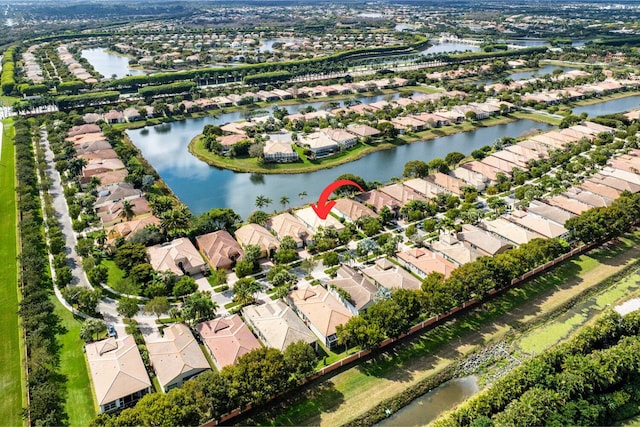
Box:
572 94 640 117
127 118 552 218
81 47 145 79
376 376 480 427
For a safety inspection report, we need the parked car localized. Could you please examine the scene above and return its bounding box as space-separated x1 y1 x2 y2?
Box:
107 323 117 338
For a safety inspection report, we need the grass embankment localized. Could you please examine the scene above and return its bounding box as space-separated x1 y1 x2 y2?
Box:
0 118 26 426
251 230 640 427
189 114 529 174
54 300 97 425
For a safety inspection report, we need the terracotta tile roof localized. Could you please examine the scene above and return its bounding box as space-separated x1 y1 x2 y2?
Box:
287 285 353 339
266 213 313 245
333 198 377 222
85 336 151 406
234 224 280 257
196 315 261 369
242 301 316 351
195 230 244 270
147 238 208 276
396 248 457 278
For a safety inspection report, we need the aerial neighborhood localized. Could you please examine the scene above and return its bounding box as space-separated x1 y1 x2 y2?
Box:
3 1 640 427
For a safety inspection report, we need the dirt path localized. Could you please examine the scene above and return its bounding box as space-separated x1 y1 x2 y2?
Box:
282 236 640 427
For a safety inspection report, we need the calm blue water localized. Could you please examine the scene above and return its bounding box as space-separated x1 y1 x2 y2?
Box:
127 117 552 218
572 95 640 117
420 42 481 55
81 48 145 79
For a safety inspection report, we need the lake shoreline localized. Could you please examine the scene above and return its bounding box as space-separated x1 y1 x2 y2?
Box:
187 113 552 175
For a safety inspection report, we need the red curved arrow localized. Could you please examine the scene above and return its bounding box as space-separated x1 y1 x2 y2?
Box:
310 179 365 220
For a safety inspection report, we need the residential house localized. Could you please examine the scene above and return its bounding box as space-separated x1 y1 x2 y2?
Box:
430 232 482 266
403 178 444 199
196 315 262 370
83 113 103 124
97 197 151 226
391 116 426 133
332 198 377 223
504 210 568 239
451 167 489 191
85 336 152 413
81 169 128 187
322 128 358 149
579 179 623 200
75 140 113 155
68 124 101 137
265 213 313 248
526 200 574 225
379 183 426 205
298 132 339 157
563 188 612 208
346 124 381 138
286 284 353 349
461 161 504 183
234 224 280 258
146 323 210 392
195 230 244 270
413 113 450 127
480 217 543 245
106 216 160 246
481 155 519 175
426 172 467 196
457 224 513 257
545 196 593 216
293 206 345 233
242 301 317 352
355 190 401 216
263 136 299 163
327 265 378 314
361 258 421 291
95 183 142 208
104 110 124 124
123 108 142 122
147 238 209 276
395 248 457 279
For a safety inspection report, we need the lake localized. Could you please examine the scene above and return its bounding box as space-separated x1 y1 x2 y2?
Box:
81 48 145 79
127 117 552 218
572 95 640 117
376 376 480 427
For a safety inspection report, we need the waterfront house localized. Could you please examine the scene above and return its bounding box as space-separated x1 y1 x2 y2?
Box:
105 110 124 124
242 300 317 352
293 206 346 233
265 213 313 248
196 315 262 370
195 230 244 270
85 336 152 413
332 198 377 223
146 323 210 392
106 216 161 245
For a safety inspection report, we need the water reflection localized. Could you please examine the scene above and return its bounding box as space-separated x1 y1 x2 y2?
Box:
376 376 480 427
81 47 145 79
572 95 640 117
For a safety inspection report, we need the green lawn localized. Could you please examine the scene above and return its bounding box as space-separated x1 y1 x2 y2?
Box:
0 118 25 426
54 299 97 426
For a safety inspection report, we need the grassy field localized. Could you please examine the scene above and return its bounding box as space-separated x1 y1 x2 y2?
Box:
54 299 97 426
253 230 640 426
516 265 640 356
0 118 25 426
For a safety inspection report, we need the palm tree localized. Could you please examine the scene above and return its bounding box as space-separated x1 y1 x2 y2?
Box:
298 191 307 201
280 195 290 211
120 200 135 221
255 195 268 209
263 197 273 210
160 205 192 235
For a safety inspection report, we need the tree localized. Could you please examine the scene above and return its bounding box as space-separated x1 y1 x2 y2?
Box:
87 264 109 287
77 287 102 313
279 195 290 210
233 278 261 306
283 341 317 381
144 296 170 318
117 298 140 320
190 208 241 235
428 157 449 174
403 160 429 178
182 291 217 325
445 152 465 166
275 248 298 264
357 216 382 237
120 200 135 221
300 258 317 275
160 205 192 236
335 174 368 195
79 318 105 342
247 210 270 226
114 243 148 274
173 276 198 298
323 251 340 266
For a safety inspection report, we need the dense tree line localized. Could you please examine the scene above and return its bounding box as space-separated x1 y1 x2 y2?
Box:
337 238 569 349
91 342 317 426
433 310 640 426
1 46 17 95
138 81 196 99
14 118 68 424
243 71 292 86
55 91 121 110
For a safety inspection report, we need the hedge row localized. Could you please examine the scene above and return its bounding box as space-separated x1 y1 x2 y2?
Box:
1 46 17 95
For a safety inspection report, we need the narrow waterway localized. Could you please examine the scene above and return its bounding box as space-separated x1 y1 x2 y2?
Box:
376 376 480 427
572 95 640 117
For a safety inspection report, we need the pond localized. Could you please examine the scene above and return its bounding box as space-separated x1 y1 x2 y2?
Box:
572 95 640 117
477 65 578 86
420 42 481 55
127 117 552 218
376 376 480 427
258 39 301 53
80 47 145 79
